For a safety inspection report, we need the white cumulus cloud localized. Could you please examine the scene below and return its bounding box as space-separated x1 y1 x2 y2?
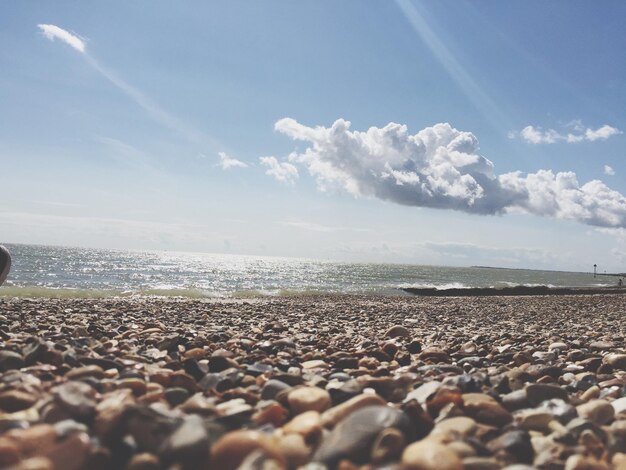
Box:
218 152 248 170
259 156 299 184
604 165 615 176
511 123 621 144
37 24 86 53
273 117 626 228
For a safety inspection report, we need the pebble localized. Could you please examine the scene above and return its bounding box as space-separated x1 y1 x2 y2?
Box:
126 452 161 470
576 399 615 425
525 383 569 405
0 390 38 412
385 325 410 338
1 294 625 469
0 351 25 372
487 430 533 464
210 430 283 470
313 406 412 465
402 439 463 470
320 393 385 428
283 411 322 446
431 416 477 439
288 386 331 414
612 396 626 415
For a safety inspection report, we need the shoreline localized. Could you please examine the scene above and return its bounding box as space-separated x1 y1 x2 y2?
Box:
1 283 624 300
402 285 626 297
0 295 624 468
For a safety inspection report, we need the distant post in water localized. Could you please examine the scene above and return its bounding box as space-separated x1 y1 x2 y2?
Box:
593 264 597 278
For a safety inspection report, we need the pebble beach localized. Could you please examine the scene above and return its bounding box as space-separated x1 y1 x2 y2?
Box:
0 294 625 470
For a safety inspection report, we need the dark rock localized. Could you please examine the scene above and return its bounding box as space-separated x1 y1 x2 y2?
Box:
260 379 291 401
165 387 191 407
525 384 568 406
487 430 533 464
0 350 24 372
406 340 422 354
312 405 413 465
159 415 210 468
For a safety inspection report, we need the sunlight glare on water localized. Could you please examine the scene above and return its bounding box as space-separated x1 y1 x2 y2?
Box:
1 243 612 298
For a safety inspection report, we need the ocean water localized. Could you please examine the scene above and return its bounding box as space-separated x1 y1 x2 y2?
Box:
0 243 614 298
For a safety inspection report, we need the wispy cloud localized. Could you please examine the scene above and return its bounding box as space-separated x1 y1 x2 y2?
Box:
280 221 372 233
259 156 298 184
218 152 248 170
509 123 621 144
38 24 86 53
604 165 615 176
0 211 220 248
273 117 626 228
31 200 85 208
37 24 223 153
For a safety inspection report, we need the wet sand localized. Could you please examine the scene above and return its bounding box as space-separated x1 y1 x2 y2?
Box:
0 294 625 469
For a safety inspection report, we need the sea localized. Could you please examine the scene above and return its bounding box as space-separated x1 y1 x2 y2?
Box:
0 243 615 298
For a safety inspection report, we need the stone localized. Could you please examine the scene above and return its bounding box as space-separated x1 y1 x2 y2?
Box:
405 381 441 405
210 430 283 470
126 406 182 453
501 390 529 411
164 387 191 407
126 452 161 470
419 347 450 363
385 325 410 338
313 406 412 466
261 379 291 401
564 454 610 470
463 393 513 427
406 339 422 354
371 427 405 464
514 409 553 431
276 433 310 468
208 355 238 373
612 396 626 415
42 431 90 470
580 385 600 401
0 351 25 372
431 416 477 439
288 387 331 414
525 384 568 406
53 381 96 421
283 411 322 447
159 415 209 467
6 424 58 456
576 399 615 425
0 390 38 412
301 360 329 370
402 439 463 470
487 430 533 464
117 378 148 397
603 353 626 370
463 456 500 470
8 457 54 470
252 402 288 427
65 365 105 380
320 393 386 428
0 437 20 467
537 399 577 424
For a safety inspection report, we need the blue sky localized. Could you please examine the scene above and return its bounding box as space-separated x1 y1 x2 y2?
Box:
1 1 626 271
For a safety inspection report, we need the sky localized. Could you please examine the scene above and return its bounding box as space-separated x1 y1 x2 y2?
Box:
1 1 626 271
